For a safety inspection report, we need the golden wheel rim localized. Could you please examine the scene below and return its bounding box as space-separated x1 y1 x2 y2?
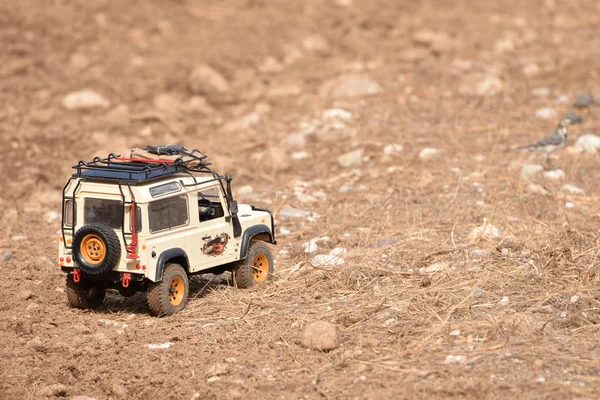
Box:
80 234 106 264
251 254 269 283
169 276 185 306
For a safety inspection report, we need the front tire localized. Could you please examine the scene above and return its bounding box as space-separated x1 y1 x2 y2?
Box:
147 263 189 316
66 275 106 309
234 241 274 288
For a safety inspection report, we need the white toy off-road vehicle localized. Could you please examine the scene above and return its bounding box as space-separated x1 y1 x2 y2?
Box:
58 146 276 316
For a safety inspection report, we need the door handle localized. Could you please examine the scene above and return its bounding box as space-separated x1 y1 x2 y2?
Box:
202 235 211 240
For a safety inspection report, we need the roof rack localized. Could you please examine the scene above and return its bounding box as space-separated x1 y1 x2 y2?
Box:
72 146 218 183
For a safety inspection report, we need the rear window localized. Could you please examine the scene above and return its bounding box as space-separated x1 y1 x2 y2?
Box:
149 195 189 233
84 198 141 232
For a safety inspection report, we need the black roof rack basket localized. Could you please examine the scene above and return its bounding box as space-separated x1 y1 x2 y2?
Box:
71 146 217 183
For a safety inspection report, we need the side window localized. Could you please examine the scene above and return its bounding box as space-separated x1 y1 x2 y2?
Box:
149 195 189 233
198 187 225 222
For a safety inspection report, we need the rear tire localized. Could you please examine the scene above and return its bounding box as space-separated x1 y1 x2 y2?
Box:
66 275 106 309
234 241 274 288
147 263 189 316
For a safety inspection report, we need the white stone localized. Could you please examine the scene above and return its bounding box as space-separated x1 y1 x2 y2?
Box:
565 202 575 209
570 295 580 303
500 296 509 304
535 107 558 119
384 144 403 155
475 76 503 96
525 183 549 196
419 147 440 160
449 329 461 336
45 211 60 224
543 169 565 180
520 164 544 181
319 74 384 98
286 133 307 148
322 108 353 121
329 247 348 257
312 254 345 267
302 240 319 254
574 134 600 153
561 184 584 195
291 151 309 160
444 355 465 364
62 89 110 110
468 218 500 242
531 87 551 97
338 149 364 167
278 208 310 218
146 342 174 349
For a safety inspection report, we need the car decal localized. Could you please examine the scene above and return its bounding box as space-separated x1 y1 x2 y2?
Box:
202 233 229 256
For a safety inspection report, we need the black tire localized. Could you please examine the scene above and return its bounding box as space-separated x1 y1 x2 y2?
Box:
72 224 121 275
147 263 189 316
234 241 274 288
66 275 106 309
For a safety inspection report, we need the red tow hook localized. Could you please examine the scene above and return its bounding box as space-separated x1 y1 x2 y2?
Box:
73 268 81 283
122 273 131 288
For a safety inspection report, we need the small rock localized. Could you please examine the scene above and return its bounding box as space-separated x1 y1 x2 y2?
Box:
45 210 60 224
470 249 489 258
501 248 509 256
531 305 553 314
561 184 584 195
468 218 500 242
237 185 253 195
525 183 550 196
574 135 600 153
500 296 509 304
206 363 229 377
564 110 582 124
104 104 130 128
278 208 310 218
412 30 456 53
146 342 174 349
62 89 110 110
338 149 364 167
329 247 348 257
531 87 551 97
473 287 484 298
449 329 461 336
569 295 580 303
286 133 307 148
26 336 44 350
322 108 353 121
4 251 12 261
26 302 40 312
302 35 330 55
573 93 595 108
39 384 68 397
189 64 230 96
301 321 339 351
11 235 27 241
18 290 33 301
93 332 114 347
543 169 565 181
33 256 56 271
312 254 344 267
111 383 129 399
425 262 448 273
565 201 575 209
319 74 384 98
444 355 465 365
475 76 503 96
302 240 318 254
383 144 403 155
520 164 544 181
560 311 567 318
419 147 440 160
535 108 558 120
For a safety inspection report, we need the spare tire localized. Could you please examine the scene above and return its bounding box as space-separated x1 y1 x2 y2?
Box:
72 223 121 275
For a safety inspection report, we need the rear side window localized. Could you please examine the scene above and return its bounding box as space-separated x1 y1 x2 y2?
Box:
149 195 189 233
84 198 141 232
63 200 74 227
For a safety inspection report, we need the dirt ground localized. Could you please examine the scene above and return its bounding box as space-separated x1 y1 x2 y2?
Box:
1 0 600 399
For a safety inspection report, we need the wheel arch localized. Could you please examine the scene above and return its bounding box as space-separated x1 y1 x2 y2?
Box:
240 224 275 260
154 248 189 282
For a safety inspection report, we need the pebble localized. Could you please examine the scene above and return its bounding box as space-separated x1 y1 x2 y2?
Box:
564 110 582 124
531 87 551 97
338 149 364 167
475 76 503 96
569 295 580 303
146 342 174 349
500 296 509 304
473 287 484 298
18 290 33 301
189 64 230 96
501 248 509 256
565 202 575 209
468 219 500 242
444 355 465 365
302 34 330 55
26 302 40 312
543 169 565 180
535 108 558 119
278 208 311 218
412 29 456 53
525 183 549 196
301 321 339 351
302 240 319 254
561 184 584 195
4 251 12 261
33 256 56 271
329 247 348 257
419 147 440 160
574 135 600 153
62 89 110 110
383 144 403 155
520 164 544 181
312 254 345 267
45 210 60 224
531 305 553 314
322 108 353 121
70 396 98 400
470 249 489 258
11 235 26 241
291 151 309 160
573 93 595 108
425 262 448 273
286 133 307 148
319 74 384 98
39 384 68 397
111 384 129 399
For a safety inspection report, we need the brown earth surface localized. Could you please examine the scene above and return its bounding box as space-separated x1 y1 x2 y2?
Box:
1 0 600 399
